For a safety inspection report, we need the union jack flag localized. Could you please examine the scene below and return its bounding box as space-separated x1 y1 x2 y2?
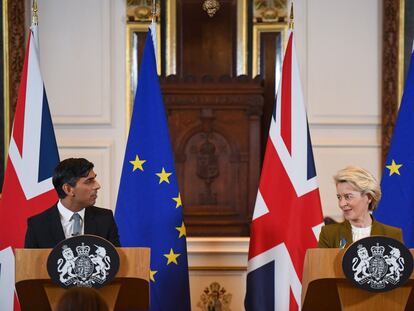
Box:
245 31 324 311
0 24 59 310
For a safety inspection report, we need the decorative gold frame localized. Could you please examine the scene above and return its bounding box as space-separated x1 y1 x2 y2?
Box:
165 0 176 76
398 0 405 105
125 22 161 130
382 0 408 163
127 0 250 124
237 0 248 75
252 23 287 78
165 0 248 76
2 0 10 162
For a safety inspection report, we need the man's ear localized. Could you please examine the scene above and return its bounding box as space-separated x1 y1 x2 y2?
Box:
62 183 75 197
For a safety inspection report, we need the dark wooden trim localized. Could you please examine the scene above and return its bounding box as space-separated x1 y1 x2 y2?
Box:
7 0 25 129
0 0 25 190
382 0 401 166
1 1 5 188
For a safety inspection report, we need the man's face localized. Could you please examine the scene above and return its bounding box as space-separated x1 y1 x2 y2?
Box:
69 169 101 208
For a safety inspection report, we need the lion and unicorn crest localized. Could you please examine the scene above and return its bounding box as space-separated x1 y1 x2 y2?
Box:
352 242 405 289
57 242 111 287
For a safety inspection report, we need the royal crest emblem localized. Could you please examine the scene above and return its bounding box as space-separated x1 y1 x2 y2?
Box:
343 236 413 292
48 235 119 288
197 282 232 311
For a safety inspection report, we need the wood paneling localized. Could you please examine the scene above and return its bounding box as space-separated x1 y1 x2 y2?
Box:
176 0 237 77
161 75 263 236
259 31 279 158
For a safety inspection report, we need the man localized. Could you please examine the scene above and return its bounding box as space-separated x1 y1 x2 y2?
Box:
25 158 120 248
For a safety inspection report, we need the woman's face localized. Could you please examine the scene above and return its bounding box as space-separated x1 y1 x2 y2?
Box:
336 182 371 225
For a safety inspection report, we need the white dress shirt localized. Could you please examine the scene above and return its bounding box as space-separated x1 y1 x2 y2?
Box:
351 224 372 242
57 201 85 239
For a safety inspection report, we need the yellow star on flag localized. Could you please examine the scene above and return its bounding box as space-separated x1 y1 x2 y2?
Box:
129 155 146 172
175 222 186 238
172 193 182 208
164 248 180 265
156 167 172 184
386 159 402 176
150 270 158 282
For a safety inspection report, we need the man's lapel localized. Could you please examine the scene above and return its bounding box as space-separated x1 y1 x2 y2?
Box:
84 207 97 235
49 205 65 244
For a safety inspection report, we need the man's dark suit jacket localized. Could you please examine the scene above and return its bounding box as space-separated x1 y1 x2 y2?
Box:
24 204 121 248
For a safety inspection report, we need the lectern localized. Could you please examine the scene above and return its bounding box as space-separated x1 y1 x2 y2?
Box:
15 248 150 311
301 248 414 311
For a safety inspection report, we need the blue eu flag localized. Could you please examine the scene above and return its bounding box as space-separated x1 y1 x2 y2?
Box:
375 50 414 247
115 27 191 310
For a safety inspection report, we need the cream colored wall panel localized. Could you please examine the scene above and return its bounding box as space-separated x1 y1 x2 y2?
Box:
188 237 249 268
58 141 114 212
291 0 308 100
314 145 381 220
38 0 111 124
311 125 380 147
187 238 249 311
306 0 381 125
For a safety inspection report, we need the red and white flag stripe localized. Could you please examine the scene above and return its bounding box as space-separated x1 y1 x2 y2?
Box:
0 24 59 311
245 31 324 311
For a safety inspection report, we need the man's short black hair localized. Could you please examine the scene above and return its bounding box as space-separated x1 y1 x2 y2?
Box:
53 158 94 199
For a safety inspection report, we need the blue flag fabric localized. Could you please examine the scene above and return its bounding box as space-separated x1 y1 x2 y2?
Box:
375 50 414 247
114 29 191 310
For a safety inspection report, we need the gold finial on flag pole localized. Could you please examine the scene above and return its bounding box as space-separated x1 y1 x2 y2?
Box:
32 0 38 25
289 2 294 30
151 0 156 23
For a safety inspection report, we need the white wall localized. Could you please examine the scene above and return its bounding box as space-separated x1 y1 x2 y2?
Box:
37 0 127 212
296 0 382 220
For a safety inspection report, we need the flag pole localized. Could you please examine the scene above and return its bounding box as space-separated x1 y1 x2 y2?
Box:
32 0 38 26
289 2 294 30
151 0 156 23
150 0 159 71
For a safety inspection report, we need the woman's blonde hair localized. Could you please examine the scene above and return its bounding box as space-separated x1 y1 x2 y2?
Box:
334 166 381 211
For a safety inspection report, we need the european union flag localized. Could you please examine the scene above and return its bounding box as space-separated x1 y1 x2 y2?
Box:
375 50 414 247
115 27 191 310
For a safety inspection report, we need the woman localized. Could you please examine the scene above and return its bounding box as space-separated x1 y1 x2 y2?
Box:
318 166 403 248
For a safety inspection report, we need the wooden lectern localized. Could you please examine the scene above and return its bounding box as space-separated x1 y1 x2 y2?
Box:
15 248 150 311
302 248 414 311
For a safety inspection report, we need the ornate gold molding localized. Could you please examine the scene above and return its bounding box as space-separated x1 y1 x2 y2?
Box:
398 0 405 104
166 0 176 76
4 0 25 160
125 22 161 132
237 0 247 75
3 0 10 162
382 0 403 165
252 23 287 77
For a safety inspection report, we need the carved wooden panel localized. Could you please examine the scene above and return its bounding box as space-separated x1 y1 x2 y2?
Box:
161 76 263 236
176 0 238 77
